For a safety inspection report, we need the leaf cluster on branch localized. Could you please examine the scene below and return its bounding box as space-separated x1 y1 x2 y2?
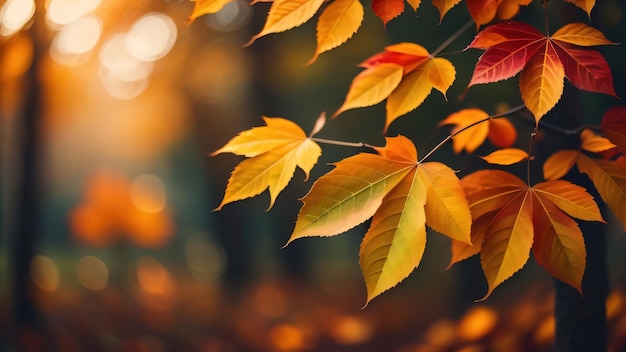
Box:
189 0 625 303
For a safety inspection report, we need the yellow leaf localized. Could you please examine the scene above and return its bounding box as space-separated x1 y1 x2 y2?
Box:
418 162 472 243
386 57 455 132
186 0 233 23
213 116 312 157
288 146 413 242
580 128 616 153
543 150 579 180
334 63 403 118
213 117 321 210
480 192 534 299
551 22 615 46
360 169 427 303
576 155 626 231
306 0 364 65
519 43 565 124
564 0 596 18
532 180 604 222
432 0 462 23
439 108 490 154
532 194 586 293
244 0 325 46
480 148 528 165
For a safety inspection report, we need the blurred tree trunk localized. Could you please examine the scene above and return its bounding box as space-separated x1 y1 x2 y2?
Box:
10 13 45 350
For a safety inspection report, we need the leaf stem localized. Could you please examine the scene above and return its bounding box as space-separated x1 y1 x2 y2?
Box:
527 127 537 186
310 137 375 149
431 19 474 57
419 103 527 163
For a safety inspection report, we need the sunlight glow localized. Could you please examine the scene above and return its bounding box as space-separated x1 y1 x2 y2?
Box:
130 174 167 214
30 255 60 292
0 0 35 37
47 0 100 27
50 16 102 65
100 33 153 81
126 13 177 62
76 255 108 291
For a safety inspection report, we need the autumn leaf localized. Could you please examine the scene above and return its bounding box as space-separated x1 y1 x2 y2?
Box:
564 0 596 17
439 108 517 154
212 117 322 210
468 21 617 123
480 148 528 165
601 106 626 153
306 0 364 65
287 136 471 303
337 43 455 133
186 0 233 24
432 0 462 23
460 170 603 298
244 0 326 46
371 0 404 27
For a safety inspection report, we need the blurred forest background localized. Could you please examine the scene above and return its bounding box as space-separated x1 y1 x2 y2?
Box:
1 0 626 351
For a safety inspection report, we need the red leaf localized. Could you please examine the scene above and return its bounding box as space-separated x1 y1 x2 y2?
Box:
371 0 405 28
601 106 626 154
468 40 543 86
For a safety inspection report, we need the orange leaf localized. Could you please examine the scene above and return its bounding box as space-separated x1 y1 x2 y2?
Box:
448 214 491 268
439 108 489 154
406 0 421 11
213 117 322 209
487 117 517 148
359 42 429 74
186 0 233 23
334 63 403 118
580 129 616 153
543 150 579 180
371 0 404 27
480 148 528 165
244 0 325 46
466 0 502 28
532 193 586 293
432 0 462 23
461 170 603 298
306 0 364 65
564 0 596 17
519 43 564 123
576 155 626 231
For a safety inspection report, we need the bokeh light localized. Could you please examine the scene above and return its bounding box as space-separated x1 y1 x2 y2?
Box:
30 255 60 292
50 16 102 65
76 255 108 291
46 0 100 27
136 256 173 296
125 13 177 62
0 0 35 37
185 235 227 282
130 174 167 214
457 306 499 341
206 0 252 32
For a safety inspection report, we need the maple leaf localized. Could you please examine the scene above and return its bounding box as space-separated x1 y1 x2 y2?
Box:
306 0 364 65
336 43 455 133
186 0 233 24
458 169 603 298
212 116 322 210
439 108 517 154
468 21 617 123
601 106 626 154
286 136 472 303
